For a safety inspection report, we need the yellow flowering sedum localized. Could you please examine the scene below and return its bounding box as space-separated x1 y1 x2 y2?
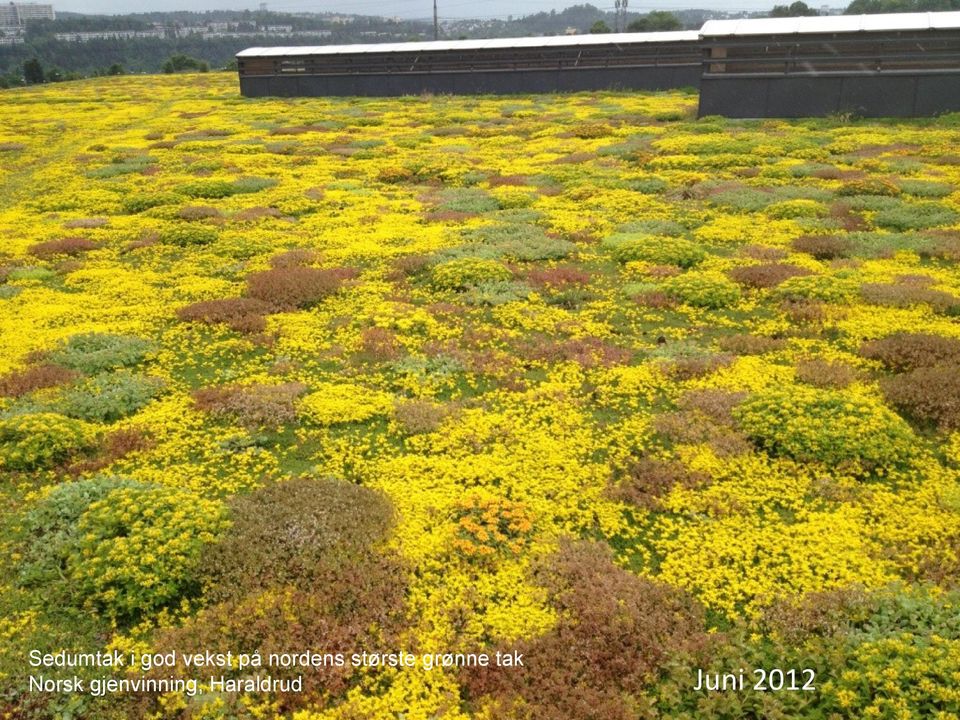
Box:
70 485 229 619
2 73 960 718
0 412 97 470
655 509 895 617
299 383 393 425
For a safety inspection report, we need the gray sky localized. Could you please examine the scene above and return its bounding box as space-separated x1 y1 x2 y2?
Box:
54 0 812 20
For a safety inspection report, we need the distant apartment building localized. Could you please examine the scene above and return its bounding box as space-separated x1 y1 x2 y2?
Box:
0 2 55 27
54 28 166 41
199 24 330 39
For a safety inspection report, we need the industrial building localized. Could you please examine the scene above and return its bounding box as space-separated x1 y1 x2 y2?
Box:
236 32 703 98
698 12 960 117
236 10 960 118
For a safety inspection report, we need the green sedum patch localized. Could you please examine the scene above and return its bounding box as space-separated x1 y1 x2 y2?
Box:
734 386 917 474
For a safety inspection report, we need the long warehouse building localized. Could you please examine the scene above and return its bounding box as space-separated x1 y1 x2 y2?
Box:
236 11 960 118
699 11 960 118
236 32 703 98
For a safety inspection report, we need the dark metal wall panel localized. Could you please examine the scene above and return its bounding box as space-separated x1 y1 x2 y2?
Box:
698 72 960 118
556 68 606 91
267 75 299 97
239 77 271 97
839 75 919 117
765 76 843 117
915 74 960 115
697 76 769 117
240 66 702 98
673 65 703 89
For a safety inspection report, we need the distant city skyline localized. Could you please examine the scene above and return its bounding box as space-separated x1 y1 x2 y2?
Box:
45 0 844 21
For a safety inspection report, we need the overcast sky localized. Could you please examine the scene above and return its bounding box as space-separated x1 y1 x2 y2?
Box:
54 0 830 21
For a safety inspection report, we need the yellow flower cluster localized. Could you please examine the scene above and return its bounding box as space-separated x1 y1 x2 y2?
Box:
452 493 535 559
298 383 393 425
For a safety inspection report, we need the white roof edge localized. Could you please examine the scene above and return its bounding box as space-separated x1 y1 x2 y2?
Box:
700 10 960 37
236 30 699 58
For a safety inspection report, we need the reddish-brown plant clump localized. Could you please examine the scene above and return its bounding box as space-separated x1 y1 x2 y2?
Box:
645 264 683 279
633 290 676 309
668 354 733 380
860 282 960 315
66 427 154 475
0 363 79 397
487 174 530 187
679 388 748 423
895 273 936 286
269 248 318 268
860 332 960 372
653 389 752 457
270 124 329 135
741 244 788 262
791 234 853 260
925 231 960 261
142 477 411 715
828 201 869 231
63 217 108 229
781 299 827 324
525 265 591 289
762 586 876 643
178 205 222 221
176 297 272 333
393 399 451 435
233 206 285 223
462 540 709 720
521 335 632 369
728 263 812 289
200 476 402 602
610 456 710 509
245 266 356 310
795 358 859 388
881 365 960 430
386 256 430 283
377 166 416 183
718 334 787 356
811 166 846 180
357 327 403 362
28 237 99 259
192 382 307 429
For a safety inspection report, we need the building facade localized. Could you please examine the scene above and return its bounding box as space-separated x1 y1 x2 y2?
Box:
698 11 960 117
237 32 703 98
0 2 55 27
236 11 960 118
